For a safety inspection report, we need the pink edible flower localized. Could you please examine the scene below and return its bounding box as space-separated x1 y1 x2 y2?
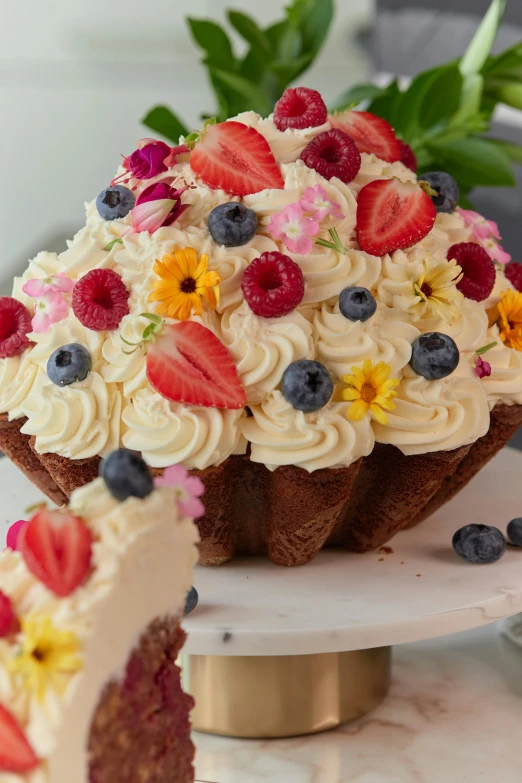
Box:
30 290 68 333
22 273 74 298
475 355 492 379
131 180 190 234
5 520 28 551
457 207 511 265
155 464 205 518
113 140 190 186
268 202 319 255
299 184 344 221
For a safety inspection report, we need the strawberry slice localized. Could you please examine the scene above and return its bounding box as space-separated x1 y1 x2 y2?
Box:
190 121 284 196
0 591 18 638
19 508 93 598
356 179 436 256
146 322 246 410
0 705 39 773
329 110 401 163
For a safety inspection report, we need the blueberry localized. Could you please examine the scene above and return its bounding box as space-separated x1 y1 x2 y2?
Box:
507 518 522 547
410 332 459 380
208 203 258 247
282 360 333 413
47 344 92 387
96 185 136 220
339 286 377 322
452 524 506 564
184 586 199 616
422 172 459 214
101 448 154 502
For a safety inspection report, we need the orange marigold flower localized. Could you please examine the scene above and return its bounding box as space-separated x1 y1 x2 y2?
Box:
149 247 221 321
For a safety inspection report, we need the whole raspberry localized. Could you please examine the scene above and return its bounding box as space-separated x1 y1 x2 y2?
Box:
399 141 417 172
72 269 130 331
0 297 32 359
241 252 305 318
505 263 522 292
0 590 18 638
300 129 361 184
448 242 496 302
273 87 327 131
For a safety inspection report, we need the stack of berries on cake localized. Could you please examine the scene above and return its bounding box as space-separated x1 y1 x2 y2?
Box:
0 85 521 568
0 449 200 783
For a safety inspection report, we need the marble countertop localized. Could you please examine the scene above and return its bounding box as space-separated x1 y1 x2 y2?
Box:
194 621 522 783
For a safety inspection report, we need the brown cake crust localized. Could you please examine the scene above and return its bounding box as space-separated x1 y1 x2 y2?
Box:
409 403 522 527
88 617 195 783
327 442 470 552
0 414 67 506
4 403 521 566
28 437 101 496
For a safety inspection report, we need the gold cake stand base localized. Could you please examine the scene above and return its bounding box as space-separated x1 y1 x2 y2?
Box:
183 647 391 739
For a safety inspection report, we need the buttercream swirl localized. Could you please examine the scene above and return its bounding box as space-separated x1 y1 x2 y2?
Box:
350 153 416 195
314 302 419 379
20 371 121 459
232 111 331 164
480 325 522 408
372 365 490 455
243 390 374 471
122 389 246 469
220 302 314 403
0 353 39 420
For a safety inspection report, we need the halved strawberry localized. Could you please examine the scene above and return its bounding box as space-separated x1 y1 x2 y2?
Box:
356 179 436 256
190 121 284 196
329 110 401 163
146 322 246 410
0 705 39 773
19 508 93 598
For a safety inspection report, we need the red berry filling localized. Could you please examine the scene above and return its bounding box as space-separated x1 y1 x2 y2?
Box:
300 129 361 184
505 263 522 292
72 269 130 331
448 242 496 302
0 297 32 359
0 591 18 638
241 252 305 318
273 87 328 131
399 141 417 172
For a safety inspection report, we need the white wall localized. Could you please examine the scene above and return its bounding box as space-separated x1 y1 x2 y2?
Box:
0 0 373 292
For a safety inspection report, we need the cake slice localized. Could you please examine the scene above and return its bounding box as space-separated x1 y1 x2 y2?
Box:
0 449 200 783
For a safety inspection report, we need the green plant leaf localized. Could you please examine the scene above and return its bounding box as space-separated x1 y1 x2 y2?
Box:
450 72 484 126
142 106 188 143
486 79 522 110
483 41 522 76
270 53 314 87
392 67 449 141
330 83 388 113
142 324 157 341
426 137 515 187
140 313 162 325
227 10 271 54
418 65 464 130
187 18 236 70
488 137 522 163
287 0 334 59
367 80 403 130
210 68 273 116
460 0 506 76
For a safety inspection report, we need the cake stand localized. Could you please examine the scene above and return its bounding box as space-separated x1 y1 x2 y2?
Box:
2 448 522 739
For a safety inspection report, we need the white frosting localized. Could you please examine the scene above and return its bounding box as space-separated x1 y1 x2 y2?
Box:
243 390 373 471
314 302 419 379
20 371 121 460
0 480 199 783
372 364 490 455
122 389 246 469
0 355 38 421
480 325 522 408
220 302 314 403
